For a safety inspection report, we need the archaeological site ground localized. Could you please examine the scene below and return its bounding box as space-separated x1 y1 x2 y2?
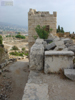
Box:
0 9 75 100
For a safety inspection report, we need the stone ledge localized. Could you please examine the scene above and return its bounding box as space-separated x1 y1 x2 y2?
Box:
45 51 74 56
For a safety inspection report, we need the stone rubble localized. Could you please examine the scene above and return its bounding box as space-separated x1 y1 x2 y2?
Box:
64 69 75 80
22 36 75 100
45 42 56 50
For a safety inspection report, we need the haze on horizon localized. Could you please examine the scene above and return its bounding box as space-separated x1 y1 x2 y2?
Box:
0 0 75 33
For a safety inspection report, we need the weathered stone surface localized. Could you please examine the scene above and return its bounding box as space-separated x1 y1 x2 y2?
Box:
43 41 47 50
5 59 9 65
62 38 73 44
54 40 64 46
35 39 44 44
28 71 43 84
54 45 65 51
0 63 5 69
65 43 72 47
30 43 44 71
44 39 53 44
62 48 68 51
44 51 74 73
53 37 60 41
68 45 75 55
46 42 56 50
64 69 75 80
45 51 74 56
22 83 49 100
54 40 65 51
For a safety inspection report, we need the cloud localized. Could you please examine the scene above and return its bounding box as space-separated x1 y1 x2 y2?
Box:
0 0 75 32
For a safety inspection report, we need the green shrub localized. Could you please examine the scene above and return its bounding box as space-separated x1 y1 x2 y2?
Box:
10 51 29 57
0 35 3 44
12 46 19 50
25 52 29 56
22 47 25 51
33 35 38 40
35 25 51 39
0 47 4 54
49 41 53 44
0 39 2 44
15 35 25 39
6 35 11 37
10 51 23 56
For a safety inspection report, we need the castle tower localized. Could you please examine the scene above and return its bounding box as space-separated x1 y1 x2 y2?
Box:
28 9 57 49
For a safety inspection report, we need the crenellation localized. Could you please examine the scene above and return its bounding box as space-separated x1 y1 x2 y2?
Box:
53 12 57 17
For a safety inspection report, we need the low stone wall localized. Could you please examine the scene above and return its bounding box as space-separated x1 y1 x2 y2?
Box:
44 51 74 73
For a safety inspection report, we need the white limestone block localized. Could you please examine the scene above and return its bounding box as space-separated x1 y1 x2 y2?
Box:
44 51 74 73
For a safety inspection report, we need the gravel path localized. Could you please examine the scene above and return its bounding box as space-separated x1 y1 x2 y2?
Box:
0 59 29 100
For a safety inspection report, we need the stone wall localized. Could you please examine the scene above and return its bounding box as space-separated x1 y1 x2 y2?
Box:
28 9 57 49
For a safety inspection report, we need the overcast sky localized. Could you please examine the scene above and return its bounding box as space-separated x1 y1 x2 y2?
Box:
0 0 75 32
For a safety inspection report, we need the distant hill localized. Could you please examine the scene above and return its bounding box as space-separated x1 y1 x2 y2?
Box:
0 22 28 32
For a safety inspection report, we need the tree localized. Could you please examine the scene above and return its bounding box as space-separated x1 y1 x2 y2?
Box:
61 27 64 33
57 25 60 33
12 46 19 50
57 25 64 33
73 32 74 34
15 34 25 39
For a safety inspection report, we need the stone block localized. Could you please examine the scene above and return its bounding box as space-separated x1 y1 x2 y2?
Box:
46 42 56 50
30 43 44 71
44 39 53 44
63 48 68 51
53 12 57 17
68 45 75 55
62 38 73 44
64 69 75 80
55 40 64 46
35 39 44 44
44 51 74 73
43 41 47 50
22 83 49 100
28 42 35 49
53 37 60 41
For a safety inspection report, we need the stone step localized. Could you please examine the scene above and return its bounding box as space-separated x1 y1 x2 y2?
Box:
22 83 49 100
64 69 75 80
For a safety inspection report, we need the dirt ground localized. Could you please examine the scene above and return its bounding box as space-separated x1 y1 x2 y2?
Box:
0 59 29 100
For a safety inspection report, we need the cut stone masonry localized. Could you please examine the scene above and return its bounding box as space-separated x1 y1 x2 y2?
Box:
28 9 57 49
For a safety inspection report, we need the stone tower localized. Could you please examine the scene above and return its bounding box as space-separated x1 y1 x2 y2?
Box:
28 9 57 49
